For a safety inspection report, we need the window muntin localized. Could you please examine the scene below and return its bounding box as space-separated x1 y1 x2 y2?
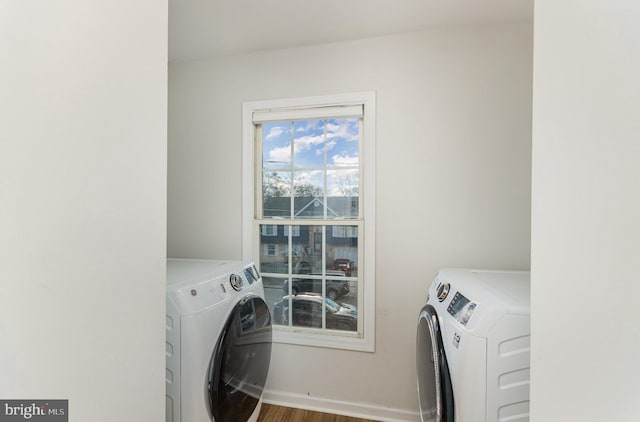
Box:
243 92 375 352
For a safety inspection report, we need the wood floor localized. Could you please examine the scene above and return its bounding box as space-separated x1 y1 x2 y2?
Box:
258 403 377 422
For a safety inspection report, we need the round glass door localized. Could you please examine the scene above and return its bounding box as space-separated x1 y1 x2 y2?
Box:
208 294 272 422
416 304 454 422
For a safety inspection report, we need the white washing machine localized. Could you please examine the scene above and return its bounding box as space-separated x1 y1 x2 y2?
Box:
166 259 272 422
416 269 530 422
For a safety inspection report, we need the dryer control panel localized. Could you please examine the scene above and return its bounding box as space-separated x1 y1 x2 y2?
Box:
243 263 260 285
447 291 477 326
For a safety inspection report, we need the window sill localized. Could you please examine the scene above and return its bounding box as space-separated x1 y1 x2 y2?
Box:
271 326 375 352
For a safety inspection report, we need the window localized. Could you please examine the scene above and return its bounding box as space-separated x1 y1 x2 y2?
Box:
332 226 358 238
261 225 277 236
242 92 375 352
263 244 278 256
284 225 300 237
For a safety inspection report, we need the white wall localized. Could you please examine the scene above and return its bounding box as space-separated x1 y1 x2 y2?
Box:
531 1 640 421
0 2 167 421
169 22 532 419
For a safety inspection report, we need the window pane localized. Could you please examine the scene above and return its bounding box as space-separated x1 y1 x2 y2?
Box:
263 276 288 327
259 224 322 275
265 275 357 332
327 169 359 218
291 224 322 274
272 292 357 331
259 224 287 274
293 170 323 197
262 122 291 169
291 296 323 329
326 118 359 168
325 285 357 332
326 224 358 332
293 120 325 169
263 171 291 218
293 171 324 218
327 225 358 278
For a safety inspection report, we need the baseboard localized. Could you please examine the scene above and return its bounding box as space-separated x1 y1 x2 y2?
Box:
262 389 419 422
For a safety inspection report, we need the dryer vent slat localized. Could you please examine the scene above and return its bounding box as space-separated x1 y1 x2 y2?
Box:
499 335 530 357
498 400 529 422
166 316 173 330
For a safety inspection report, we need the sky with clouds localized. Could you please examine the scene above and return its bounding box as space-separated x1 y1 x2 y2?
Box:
262 118 359 198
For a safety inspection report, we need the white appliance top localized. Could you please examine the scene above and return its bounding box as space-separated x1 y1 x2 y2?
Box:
167 259 242 288
433 269 530 316
167 259 263 316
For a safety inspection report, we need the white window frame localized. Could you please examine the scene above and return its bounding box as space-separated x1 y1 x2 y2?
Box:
242 92 376 352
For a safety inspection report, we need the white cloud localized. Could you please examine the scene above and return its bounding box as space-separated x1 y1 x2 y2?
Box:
295 134 324 149
291 134 327 158
331 153 358 166
265 126 289 141
315 140 337 156
326 120 358 142
267 135 324 163
268 146 291 163
295 121 323 133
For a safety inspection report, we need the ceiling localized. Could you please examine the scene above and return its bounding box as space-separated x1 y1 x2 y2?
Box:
169 0 533 62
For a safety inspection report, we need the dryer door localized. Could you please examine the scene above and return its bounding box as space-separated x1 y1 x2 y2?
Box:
416 304 454 422
208 294 272 422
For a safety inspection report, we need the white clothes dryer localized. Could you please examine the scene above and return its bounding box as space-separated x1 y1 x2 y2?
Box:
166 259 272 422
416 269 530 422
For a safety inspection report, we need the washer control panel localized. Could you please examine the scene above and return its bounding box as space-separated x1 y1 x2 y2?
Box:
447 291 477 326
